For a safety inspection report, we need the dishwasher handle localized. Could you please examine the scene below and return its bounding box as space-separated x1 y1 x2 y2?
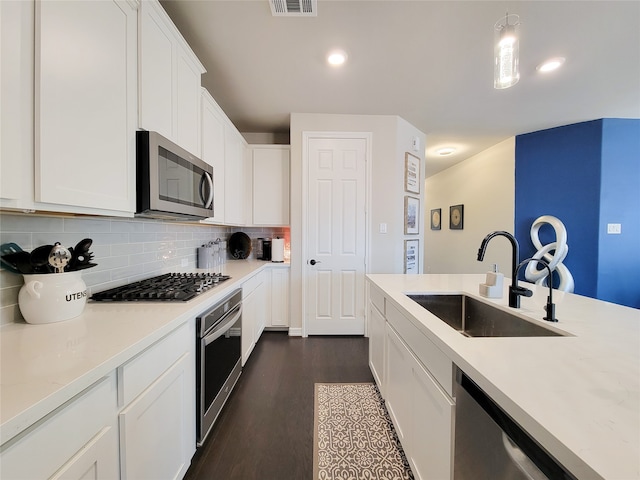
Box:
502 433 548 480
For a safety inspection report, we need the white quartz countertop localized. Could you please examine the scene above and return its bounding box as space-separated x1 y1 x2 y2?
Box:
367 274 640 480
0 260 288 445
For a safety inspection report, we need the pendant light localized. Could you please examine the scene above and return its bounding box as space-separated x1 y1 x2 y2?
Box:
494 13 520 89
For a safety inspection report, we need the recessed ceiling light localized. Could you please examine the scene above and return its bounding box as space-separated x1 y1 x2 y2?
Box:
327 49 347 66
436 147 456 156
537 57 566 73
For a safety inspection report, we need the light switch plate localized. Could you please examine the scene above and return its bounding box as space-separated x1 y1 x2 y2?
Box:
607 223 622 234
181 258 189 267
379 223 388 234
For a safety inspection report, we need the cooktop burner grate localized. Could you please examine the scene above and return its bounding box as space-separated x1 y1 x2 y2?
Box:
90 273 231 302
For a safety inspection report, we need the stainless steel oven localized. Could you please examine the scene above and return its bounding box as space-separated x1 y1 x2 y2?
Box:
196 289 242 446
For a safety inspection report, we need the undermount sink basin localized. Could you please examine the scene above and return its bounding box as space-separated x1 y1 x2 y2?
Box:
406 294 566 338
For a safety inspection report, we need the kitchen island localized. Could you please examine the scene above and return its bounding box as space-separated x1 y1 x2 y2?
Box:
367 273 640 480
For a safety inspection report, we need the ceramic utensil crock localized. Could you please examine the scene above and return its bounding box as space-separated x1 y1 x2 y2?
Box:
18 271 87 324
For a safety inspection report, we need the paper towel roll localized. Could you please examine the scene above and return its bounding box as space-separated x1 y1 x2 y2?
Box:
271 237 285 263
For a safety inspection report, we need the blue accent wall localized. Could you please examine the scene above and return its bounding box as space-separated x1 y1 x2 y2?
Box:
597 119 640 307
515 119 640 308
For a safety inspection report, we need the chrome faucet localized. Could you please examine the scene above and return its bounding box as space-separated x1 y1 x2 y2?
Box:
477 231 522 307
514 258 558 322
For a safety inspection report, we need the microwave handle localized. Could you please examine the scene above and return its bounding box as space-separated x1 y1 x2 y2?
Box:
200 171 214 209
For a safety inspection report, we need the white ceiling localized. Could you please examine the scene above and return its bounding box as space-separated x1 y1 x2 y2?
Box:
160 0 640 177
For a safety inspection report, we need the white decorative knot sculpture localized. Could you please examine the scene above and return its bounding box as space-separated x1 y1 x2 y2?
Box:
525 215 574 293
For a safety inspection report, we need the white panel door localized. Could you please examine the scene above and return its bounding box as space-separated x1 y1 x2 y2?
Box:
305 136 367 335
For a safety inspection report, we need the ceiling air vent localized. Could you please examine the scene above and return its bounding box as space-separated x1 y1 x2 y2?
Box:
269 0 317 16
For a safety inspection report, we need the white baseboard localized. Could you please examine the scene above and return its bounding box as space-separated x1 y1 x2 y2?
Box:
288 327 302 337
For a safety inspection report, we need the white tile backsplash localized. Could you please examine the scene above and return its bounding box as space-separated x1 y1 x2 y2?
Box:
0 212 289 325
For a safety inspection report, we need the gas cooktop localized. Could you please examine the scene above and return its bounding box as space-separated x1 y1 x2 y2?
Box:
90 272 231 302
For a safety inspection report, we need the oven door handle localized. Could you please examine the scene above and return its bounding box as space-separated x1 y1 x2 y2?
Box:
203 305 242 346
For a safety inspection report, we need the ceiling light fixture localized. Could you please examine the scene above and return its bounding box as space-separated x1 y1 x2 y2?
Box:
494 13 520 89
537 57 566 73
327 49 347 66
436 147 456 156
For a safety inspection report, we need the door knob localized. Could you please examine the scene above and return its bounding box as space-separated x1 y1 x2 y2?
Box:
309 259 321 265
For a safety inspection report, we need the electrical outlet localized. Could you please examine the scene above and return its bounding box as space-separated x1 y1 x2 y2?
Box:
181 258 189 267
607 223 622 234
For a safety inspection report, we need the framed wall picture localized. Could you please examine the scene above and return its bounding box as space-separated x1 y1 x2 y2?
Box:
430 208 441 230
404 152 420 194
404 239 419 274
404 196 420 234
449 204 464 230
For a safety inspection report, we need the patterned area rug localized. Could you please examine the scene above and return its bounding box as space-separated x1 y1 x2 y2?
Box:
313 383 414 480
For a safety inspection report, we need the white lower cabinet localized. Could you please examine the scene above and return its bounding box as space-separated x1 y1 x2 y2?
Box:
242 271 266 365
267 267 290 328
368 298 385 395
410 353 455 480
384 323 454 480
119 353 193 480
118 321 195 480
0 322 196 480
384 323 414 445
0 374 119 480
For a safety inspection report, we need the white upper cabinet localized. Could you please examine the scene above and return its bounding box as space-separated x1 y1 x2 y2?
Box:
200 89 226 224
35 0 137 214
139 0 205 157
224 125 247 226
251 146 290 226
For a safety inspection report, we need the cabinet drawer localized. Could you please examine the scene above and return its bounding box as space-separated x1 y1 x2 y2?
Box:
370 285 385 316
386 302 454 397
118 321 190 406
242 270 264 298
0 374 118 480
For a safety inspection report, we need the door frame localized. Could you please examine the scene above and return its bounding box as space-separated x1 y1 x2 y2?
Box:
301 131 373 337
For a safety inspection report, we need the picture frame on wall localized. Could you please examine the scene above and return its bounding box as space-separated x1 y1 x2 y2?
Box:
404 152 420 194
430 208 441 230
404 196 420 234
449 204 464 230
404 239 419 274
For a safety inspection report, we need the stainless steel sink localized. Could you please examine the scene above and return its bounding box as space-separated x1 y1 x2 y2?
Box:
406 294 566 337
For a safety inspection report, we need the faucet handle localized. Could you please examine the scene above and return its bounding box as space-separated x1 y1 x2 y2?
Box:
511 285 533 297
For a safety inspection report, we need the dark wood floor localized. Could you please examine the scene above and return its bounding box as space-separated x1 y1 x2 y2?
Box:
185 331 373 480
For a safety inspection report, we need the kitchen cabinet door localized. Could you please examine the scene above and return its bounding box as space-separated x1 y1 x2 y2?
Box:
48 427 119 480
201 89 226 224
409 357 454 480
119 353 194 480
0 375 118 480
224 126 247 225
176 48 202 157
368 300 385 394
251 146 290 226
35 0 137 214
0 0 33 210
384 323 413 445
139 0 204 155
269 268 290 328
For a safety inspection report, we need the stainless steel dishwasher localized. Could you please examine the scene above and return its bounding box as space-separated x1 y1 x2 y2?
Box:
454 368 576 480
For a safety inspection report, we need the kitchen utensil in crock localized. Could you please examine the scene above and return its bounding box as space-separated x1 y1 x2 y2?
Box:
70 238 94 268
1 243 30 274
48 243 72 273
29 245 55 273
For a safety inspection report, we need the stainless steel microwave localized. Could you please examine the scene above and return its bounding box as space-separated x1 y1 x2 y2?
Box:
136 131 213 220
